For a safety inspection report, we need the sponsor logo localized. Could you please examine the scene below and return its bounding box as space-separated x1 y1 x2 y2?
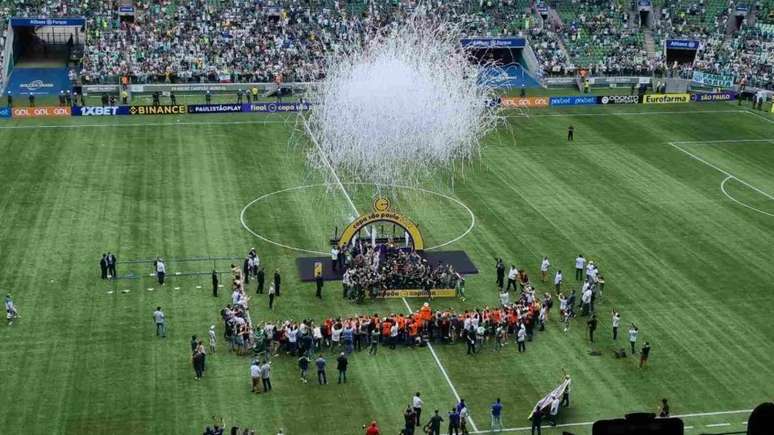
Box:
19 80 54 91
500 96 549 108
245 102 312 112
0 106 11 118
666 39 699 50
642 93 690 104
12 106 71 118
549 96 598 106
187 104 243 114
691 70 735 88
376 289 456 299
691 92 737 102
129 105 187 115
73 106 125 116
599 95 640 105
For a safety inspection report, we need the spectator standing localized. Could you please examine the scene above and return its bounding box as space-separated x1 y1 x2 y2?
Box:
250 360 261 393
423 410 443 435
587 314 597 343
448 407 461 435
507 265 518 291
412 392 424 426
530 406 543 435
490 398 503 432
273 270 281 296
106 252 116 278
574 255 586 281
153 306 166 337
403 407 417 435
208 325 216 353
298 354 309 383
212 270 219 297
261 360 272 392
316 354 327 384
612 311 621 340
540 257 550 282
268 283 276 310
365 421 380 435
99 254 108 279
658 398 670 417
495 258 505 289
256 266 264 294
554 270 562 292
337 352 348 384
155 257 166 286
548 395 560 426
640 342 651 368
629 324 639 354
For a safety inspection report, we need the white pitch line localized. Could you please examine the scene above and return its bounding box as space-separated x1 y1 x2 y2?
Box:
0 119 289 130
706 423 731 427
667 141 774 202
744 109 774 124
401 298 479 433
470 409 752 434
671 138 774 144
721 176 774 217
506 109 747 118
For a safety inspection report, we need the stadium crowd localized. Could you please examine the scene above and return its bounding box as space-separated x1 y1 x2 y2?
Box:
1 1 771 89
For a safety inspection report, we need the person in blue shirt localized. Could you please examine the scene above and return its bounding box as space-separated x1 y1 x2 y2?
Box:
315 354 327 384
447 408 461 435
491 398 503 432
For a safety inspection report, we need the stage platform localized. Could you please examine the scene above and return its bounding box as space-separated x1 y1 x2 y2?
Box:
296 250 478 282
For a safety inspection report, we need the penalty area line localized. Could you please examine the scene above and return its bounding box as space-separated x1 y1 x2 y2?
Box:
401 297 479 433
469 409 753 434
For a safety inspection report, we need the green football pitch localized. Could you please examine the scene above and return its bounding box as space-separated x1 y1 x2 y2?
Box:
0 101 772 434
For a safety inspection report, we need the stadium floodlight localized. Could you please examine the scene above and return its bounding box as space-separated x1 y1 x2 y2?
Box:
300 17 499 190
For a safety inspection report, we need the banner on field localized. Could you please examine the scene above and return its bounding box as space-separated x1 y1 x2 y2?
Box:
500 96 549 108
642 93 690 104
12 106 71 118
691 70 735 88
598 95 640 105
0 107 11 118
128 105 187 115
5 67 71 96
72 106 130 116
549 96 598 106
691 92 737 102
187 104 243 114
243 102 312 112
376 289 456 299
666 39 699 50
460 37 526 49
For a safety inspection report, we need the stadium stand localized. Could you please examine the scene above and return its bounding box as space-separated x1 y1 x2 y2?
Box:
0 0 772 89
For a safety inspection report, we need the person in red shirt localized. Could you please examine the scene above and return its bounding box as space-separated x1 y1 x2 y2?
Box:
365 420 380 435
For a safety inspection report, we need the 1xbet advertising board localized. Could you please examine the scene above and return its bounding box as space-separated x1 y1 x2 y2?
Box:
549 96 598 106
598 95 640 105
71 106 130 116
12 106 71 118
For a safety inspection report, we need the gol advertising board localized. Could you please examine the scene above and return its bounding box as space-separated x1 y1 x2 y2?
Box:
71 106 130 116
500 96 549 108
642 93 690 104
12 106 71 118
128 105 187 115
691 92 737 102
376 289 456 299
598 95 640 105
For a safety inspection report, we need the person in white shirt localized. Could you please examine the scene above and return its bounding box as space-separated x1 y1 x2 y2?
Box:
612 311 621 340
628 324 639 354
499 290 510 306
331 324 342 348
540 256 551 282
549 395 561 426
517 325 527 352
507 265 518 291
208 325 217 353
574 255 586 281
250 360 261 393
330 246 339 272
581 287 592 316
155 257 166 285
554 270 563 292
412 392 424 426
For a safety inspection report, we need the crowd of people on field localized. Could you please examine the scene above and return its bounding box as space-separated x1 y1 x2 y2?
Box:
339 241 463 301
